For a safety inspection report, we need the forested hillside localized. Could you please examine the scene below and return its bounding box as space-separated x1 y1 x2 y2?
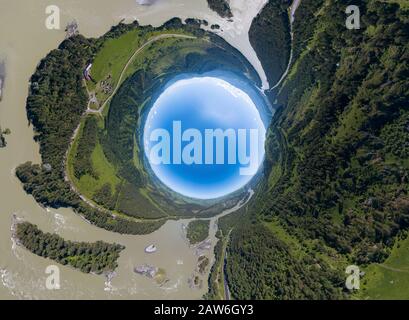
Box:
221 0 409 299
249 0 291 86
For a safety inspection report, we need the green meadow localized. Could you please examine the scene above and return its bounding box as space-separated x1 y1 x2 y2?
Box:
87 28 195 110
359 234 409 299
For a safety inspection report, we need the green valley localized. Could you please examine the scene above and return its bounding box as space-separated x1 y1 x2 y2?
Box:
208 0 409 300
16 18 262 236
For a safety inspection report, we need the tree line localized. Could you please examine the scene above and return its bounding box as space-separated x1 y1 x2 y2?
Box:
16 222 124 274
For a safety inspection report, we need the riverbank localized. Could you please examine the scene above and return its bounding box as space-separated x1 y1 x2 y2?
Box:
0 0 266 300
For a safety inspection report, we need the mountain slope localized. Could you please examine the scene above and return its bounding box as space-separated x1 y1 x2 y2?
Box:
221 0 409 299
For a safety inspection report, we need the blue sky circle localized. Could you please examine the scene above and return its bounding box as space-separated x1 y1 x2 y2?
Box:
143 76 266 199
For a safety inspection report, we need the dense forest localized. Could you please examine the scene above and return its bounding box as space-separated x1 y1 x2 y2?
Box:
249 0 291 86
215 0 409 299
73 116 99 180
26 36 95 172
186 220 210 245
16 222 124 274
226 223 343 299
203 231 224 299
16 160 166 234
207 0 233 18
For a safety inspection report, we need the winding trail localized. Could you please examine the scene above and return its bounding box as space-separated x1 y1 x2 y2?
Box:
376 264 409 273
88 33 196 115
64 33 196 218
213 189 254 300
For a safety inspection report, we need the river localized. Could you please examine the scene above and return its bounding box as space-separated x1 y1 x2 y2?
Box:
0 0 265 299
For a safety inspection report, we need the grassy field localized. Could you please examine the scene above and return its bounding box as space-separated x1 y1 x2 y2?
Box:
67 116 121 199
90 29 143 85
88 29 142 107
87 29 196 110
80 142 121 195
68 28 197 211
68 29 201 217
358 233 409 299
186 220 210 245
122 36 202 81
